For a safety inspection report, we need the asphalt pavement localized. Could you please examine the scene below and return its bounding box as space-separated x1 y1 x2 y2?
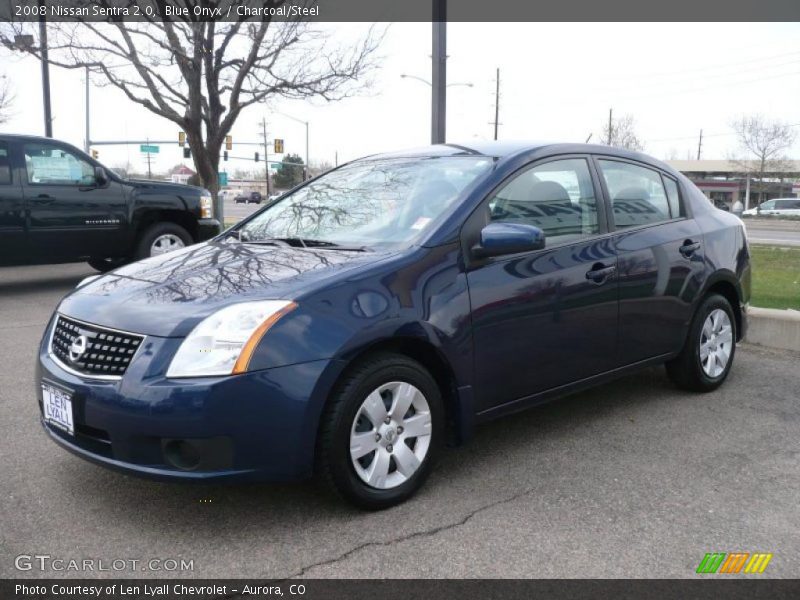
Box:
1 262 799 579
744 218 800 247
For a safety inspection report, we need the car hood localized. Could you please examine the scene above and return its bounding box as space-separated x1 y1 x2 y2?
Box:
59 240 397 337
124 178 207 195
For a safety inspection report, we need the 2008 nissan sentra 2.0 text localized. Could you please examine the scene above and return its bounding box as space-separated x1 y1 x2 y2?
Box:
37 142 750 509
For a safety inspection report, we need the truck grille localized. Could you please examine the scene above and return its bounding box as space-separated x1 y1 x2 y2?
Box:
50 315 144 378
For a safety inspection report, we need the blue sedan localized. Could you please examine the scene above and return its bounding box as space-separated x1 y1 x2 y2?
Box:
37 142 750 509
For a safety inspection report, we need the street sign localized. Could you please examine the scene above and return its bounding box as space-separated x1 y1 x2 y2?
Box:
218 172 228 186
140 144 160 154
270 162 282 168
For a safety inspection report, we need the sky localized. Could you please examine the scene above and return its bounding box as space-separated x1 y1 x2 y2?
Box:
2 22 799 176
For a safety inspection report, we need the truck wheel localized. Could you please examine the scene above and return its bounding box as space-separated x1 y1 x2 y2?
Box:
87 257 129 273
135 223 192 259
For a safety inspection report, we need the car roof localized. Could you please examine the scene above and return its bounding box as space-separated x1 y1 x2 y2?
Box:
359 141 676 173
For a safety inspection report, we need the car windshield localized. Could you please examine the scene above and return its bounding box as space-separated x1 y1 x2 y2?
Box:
237 156 493 248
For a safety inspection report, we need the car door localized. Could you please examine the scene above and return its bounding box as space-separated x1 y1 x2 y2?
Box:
21 140 128 261
0 139 26 265
758 200 777 215
595 157 705 365
464 156 619 413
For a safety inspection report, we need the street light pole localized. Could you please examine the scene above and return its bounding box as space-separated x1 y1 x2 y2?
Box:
38 4 53 138
84 66 90 152
274 110 310 180
431 0 446 144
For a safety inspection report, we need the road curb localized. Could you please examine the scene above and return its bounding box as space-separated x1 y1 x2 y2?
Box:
745 307 800 353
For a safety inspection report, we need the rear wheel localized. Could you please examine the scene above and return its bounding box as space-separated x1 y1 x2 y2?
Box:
317 353 443 510
135 222 192 260
666 293 736 392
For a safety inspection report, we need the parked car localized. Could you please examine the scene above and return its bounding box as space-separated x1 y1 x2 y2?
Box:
37 142 750 509
234 191 262 204
742 197 800 217
0 134 220 271
711 198 730 211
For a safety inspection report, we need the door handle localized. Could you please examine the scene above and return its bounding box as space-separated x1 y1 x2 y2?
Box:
35 194 55 204
679 240 701 258
585 263 616 283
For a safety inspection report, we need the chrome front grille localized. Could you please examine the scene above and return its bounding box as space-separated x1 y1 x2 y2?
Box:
50 315 144 378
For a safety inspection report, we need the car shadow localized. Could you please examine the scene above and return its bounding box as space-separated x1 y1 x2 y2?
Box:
54 365 679 532
0 263 95 296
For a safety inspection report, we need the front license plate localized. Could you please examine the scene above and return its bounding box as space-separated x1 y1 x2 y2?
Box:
42 383 74 436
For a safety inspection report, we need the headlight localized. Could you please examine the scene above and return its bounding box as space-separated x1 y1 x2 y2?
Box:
166 300 296 378
200 192 213 219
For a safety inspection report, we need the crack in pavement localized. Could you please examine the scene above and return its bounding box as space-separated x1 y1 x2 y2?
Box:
288 485 538 579
211 486 539 599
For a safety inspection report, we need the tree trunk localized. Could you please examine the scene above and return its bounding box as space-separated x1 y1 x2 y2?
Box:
187 127 222 222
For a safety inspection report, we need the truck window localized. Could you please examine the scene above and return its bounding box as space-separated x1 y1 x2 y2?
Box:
23 142 95 186
0 142 11 185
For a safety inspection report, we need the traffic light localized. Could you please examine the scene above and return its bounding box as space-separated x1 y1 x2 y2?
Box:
223 150 228 162
225 135 232 151
91 149 99 159
254 152 259 162
183 147 191 159
178 131 186 147
273 138 284 154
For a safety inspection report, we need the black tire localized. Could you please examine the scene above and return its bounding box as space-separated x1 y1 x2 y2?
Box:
666 293 737 392
87 256 129 273
134 222 193 260
317 353 444 510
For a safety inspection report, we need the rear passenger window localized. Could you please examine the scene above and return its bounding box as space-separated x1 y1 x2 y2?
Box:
662 176 684 218
487 158 600 247
598 160 673 229
0 143 11 185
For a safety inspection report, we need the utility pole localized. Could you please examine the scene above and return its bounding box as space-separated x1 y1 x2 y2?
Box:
431 0 446 144
335 151 338 167
697 129 703 160
38 4 52 138
84 66 90 152
261 118 272 197
607 108 613 146
145 138 151 179
492 67 500 141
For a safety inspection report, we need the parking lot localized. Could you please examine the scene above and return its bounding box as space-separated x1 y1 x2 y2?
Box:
1 262 798 579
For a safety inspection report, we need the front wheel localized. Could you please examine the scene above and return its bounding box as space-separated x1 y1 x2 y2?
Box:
666 293 737 392
134 222 192 260
317 353 444 510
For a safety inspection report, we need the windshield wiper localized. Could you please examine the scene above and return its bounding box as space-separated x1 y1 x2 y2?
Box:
245 237 369 251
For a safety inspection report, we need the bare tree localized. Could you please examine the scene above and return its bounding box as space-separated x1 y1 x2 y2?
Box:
730 115 797 206
600 113 644 152
0 75 13 124
0 4 381 220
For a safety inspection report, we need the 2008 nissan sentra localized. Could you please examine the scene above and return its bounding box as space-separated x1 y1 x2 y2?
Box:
37 142 750 509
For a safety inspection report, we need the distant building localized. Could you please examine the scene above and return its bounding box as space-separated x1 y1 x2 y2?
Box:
667 160 800 210
170 165 196 185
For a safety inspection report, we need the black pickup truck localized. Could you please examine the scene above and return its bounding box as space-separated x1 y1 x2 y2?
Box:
0 134 221 271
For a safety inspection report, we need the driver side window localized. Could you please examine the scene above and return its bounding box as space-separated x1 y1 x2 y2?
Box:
24 143 95 186
488 158 600 246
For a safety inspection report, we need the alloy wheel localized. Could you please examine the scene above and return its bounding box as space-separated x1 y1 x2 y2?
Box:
150 234 186 256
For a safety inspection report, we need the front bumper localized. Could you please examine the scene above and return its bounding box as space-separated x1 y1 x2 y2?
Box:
197 218 222 242
37 329 341 483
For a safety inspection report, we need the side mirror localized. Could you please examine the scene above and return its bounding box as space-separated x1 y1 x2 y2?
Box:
472 222 545 259
95 166 108 186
